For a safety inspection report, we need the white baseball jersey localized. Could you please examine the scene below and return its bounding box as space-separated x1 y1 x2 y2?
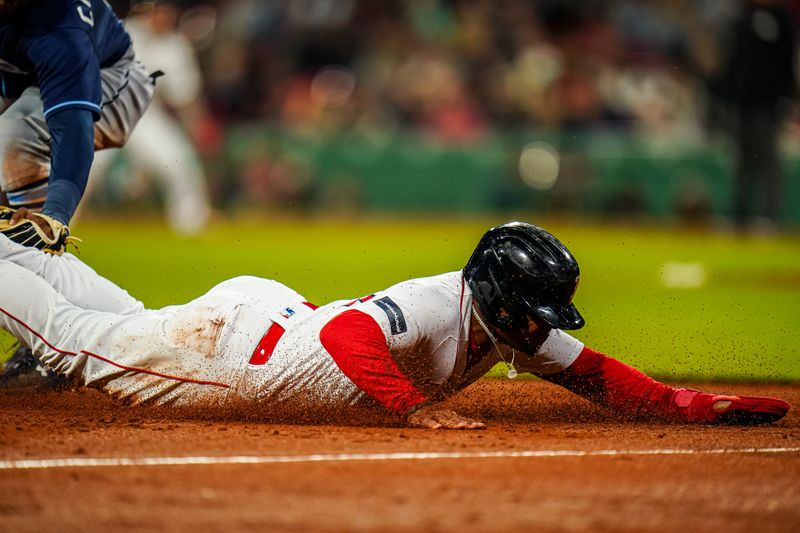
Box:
0 236 583 412
125 18 202 109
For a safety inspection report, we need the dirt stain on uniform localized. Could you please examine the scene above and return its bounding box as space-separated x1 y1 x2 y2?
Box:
204 318 226 358
167 307 229 359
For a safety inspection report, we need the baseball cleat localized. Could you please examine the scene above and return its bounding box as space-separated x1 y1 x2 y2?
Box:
0 346 68 390
671 388 790 425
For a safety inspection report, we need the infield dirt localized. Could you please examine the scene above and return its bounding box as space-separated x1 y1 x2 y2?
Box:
1 379 799 532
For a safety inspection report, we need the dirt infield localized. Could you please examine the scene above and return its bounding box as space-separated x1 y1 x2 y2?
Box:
1 379 799 532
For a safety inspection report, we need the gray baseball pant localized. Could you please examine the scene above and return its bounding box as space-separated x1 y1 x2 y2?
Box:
0 46 156 209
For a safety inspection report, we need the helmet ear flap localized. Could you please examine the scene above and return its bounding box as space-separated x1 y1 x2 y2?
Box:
467 246 530 333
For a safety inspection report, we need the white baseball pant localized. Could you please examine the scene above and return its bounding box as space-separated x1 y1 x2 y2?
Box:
0 236 361 409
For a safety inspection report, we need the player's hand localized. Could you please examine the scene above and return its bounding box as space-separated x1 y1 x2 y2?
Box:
406 405 486 430
9 207 54 240
671 388 790 424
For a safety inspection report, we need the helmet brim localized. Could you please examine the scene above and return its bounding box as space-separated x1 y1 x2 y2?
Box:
532 303 585 330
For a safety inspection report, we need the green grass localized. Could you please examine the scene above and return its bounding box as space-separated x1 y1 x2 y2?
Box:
3 216 799 381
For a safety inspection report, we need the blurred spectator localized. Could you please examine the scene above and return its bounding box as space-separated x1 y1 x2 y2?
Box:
124 0 716 143
88 1 800 224
89 0 216 235
236 140 316 210
713 0 797 231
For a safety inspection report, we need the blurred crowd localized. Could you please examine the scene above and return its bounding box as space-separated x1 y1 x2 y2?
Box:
108 0 793 139
98 0 800 226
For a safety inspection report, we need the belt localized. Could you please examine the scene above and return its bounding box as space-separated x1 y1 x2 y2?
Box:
248 301 318 365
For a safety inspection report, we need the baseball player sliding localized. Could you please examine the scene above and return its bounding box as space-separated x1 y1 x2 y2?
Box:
0 0 157 252
0 222 790 428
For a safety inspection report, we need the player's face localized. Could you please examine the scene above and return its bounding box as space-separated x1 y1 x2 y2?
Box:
497 317 548 354
471 309 546 356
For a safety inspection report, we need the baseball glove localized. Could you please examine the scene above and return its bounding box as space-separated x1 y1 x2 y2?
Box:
0 206 80 255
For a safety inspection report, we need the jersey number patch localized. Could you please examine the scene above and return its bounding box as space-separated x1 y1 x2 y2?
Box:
373 297 407 335
77 0 94 27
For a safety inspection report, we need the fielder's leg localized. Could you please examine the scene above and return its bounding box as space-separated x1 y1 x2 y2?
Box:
93 47 156 151
0 47 156 214
0 87 51 211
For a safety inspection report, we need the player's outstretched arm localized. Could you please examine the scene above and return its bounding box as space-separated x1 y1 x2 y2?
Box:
537 347 790 425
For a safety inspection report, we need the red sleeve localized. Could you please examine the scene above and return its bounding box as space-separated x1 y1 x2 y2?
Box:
319 310 426 416
537 346 679 419
541 347 793 423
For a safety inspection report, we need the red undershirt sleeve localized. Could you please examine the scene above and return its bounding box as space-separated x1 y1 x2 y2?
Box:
319 309 427 416
536 346 678 419
539 346 792 424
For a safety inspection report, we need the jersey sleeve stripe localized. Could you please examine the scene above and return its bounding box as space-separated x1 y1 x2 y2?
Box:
43 100 101 118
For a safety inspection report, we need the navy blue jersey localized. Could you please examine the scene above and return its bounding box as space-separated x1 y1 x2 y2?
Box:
0 0 130 119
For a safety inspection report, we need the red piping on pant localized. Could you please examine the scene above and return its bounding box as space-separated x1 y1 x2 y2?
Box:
0 306 230 388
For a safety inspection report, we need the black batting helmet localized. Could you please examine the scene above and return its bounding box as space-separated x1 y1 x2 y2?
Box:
464 222 584 352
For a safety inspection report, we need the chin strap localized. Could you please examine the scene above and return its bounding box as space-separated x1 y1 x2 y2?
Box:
472 306 517 379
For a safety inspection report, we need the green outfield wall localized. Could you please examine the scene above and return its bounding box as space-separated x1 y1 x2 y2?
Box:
225 127 800 224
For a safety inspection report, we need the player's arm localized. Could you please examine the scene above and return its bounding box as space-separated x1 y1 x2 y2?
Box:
27 29 101 226
319 309 484 429
39 107 95 225
533 344 790 424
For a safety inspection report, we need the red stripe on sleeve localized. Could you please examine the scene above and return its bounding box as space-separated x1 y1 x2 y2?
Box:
320 309 426 416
